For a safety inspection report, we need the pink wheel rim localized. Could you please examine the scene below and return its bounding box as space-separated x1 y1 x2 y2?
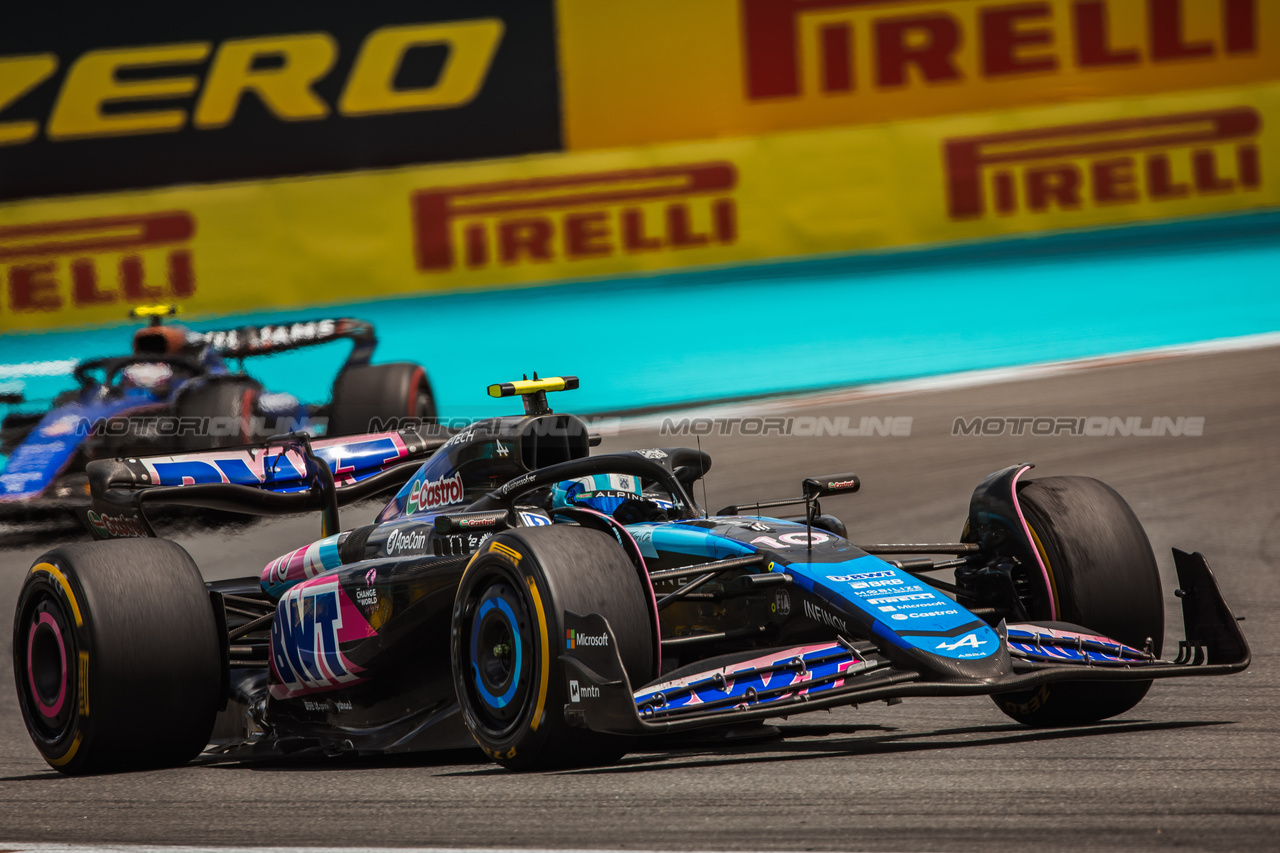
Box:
27 612 68 718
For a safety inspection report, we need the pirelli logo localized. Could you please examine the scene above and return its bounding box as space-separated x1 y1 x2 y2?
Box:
944 107 1263 220
741 0 1260 102
411 163 738 273
0 211 195 314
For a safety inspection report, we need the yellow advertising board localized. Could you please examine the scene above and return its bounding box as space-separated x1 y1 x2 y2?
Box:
2 81 1277 331
558 0 1279 150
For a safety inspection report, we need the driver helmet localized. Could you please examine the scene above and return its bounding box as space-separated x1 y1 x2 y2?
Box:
550 473 669 524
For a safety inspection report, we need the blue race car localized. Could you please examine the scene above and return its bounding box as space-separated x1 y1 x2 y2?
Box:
0 307 433 526
11 377 1249 774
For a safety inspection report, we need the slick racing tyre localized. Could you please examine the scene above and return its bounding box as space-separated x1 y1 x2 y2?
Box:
13 539 222 774
177 377 264 450
451 526 654 770
328 362 435 436
991 476 1164 726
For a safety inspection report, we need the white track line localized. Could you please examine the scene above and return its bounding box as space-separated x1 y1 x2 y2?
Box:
0 359 77 379
0 847 810 853
611 331 1280 431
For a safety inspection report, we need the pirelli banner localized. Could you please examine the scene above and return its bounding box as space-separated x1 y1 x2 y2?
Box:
558 0 1277 150
4 81 1276 330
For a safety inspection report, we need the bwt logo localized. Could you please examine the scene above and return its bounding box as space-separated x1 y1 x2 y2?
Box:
271 578 365 694
944 107 1263 220
0 211 194 314
411 163 737 273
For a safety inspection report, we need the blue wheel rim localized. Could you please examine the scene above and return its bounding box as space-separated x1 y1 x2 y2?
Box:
470 595 523 709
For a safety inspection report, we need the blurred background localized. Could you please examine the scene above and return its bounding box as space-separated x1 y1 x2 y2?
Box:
0 0 1276 418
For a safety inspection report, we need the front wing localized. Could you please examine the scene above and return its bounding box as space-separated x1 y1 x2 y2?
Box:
560 549 1249 735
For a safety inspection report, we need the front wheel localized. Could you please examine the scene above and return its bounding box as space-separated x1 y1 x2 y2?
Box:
451 526 654 770
12 539 222 774
989 476 1164 726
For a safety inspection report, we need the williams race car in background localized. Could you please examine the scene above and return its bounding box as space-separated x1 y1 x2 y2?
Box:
0 306 434 524
11 377 1249 774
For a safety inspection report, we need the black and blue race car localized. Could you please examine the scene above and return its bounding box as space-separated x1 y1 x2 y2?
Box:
11 377 1249 774
0 307 434 527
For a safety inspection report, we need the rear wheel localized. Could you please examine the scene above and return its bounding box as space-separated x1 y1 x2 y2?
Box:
12 539 222 774
327 362 434 436
991 476 1164 726
451 526 653 770
176 377 263 450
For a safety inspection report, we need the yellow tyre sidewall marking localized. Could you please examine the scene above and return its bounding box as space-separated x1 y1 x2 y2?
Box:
28 561 89 767
46 731 83 766
457 547 547 753
525 574 550 733
30 562 82 627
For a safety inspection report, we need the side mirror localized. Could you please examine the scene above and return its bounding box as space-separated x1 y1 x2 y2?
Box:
802 473 860 500
0 392 23 405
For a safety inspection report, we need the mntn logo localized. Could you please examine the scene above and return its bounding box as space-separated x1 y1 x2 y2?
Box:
568 679 600 702
411 163 737 273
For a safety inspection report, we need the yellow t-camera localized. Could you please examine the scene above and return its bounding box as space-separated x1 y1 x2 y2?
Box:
130 305 180 326
487 375 579 415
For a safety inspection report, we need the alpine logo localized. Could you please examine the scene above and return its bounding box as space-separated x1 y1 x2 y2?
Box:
407 471 465 514
936 633 984 652
566 629 609 649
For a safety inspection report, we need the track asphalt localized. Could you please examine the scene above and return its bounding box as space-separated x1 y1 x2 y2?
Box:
1 344 1276 851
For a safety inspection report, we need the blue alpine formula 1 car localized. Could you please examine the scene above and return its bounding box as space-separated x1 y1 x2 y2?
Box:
12 377 1249 774
0 307 433 523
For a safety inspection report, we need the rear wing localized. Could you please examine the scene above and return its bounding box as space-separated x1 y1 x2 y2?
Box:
188 318 377 368
84 428 443 540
